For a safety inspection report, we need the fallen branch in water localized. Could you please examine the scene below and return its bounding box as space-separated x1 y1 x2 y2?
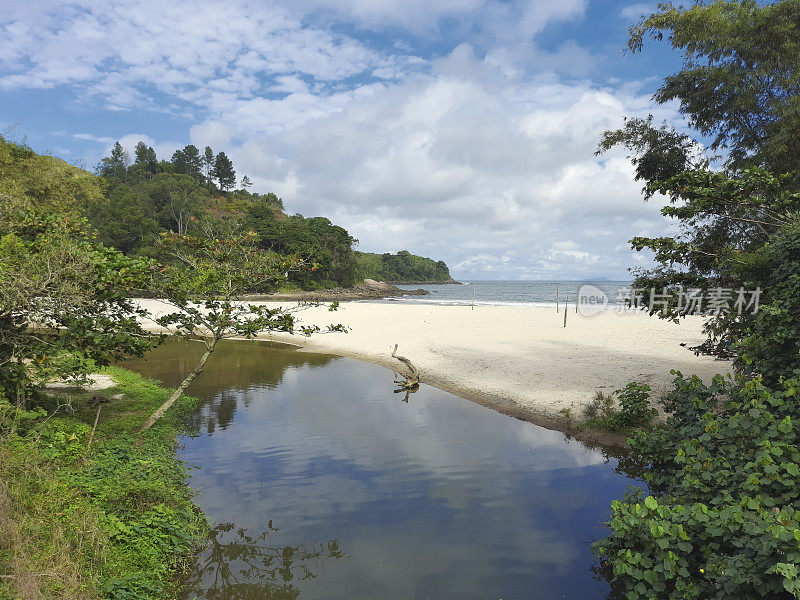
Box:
391 344 419 389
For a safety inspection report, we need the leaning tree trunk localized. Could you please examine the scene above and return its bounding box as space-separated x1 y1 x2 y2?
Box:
139 338 218 432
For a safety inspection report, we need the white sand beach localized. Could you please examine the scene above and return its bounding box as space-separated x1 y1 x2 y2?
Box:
138 299 730 435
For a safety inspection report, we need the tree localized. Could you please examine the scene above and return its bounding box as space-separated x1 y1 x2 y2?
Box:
138 231 345 430
240 174 253 190
627 0 800 176
145 173 208 235
203 146 214 187
594 3 800 598
0 197 154 406
134 141 158 176
246 207 359 288
597 0 800 362
88 184 159 253
171 145 203 180
97 141 129 179
211 152 236 192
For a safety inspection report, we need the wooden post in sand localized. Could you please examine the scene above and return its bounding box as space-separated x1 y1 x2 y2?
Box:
472 283 476 310
576 289 579 313
564 300 568 327
556 286 559 311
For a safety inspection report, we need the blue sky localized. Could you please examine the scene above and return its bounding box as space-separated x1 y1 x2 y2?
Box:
1 0 687 280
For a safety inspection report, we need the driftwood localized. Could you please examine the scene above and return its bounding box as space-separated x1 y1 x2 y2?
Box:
87 395 110 451
87 406 102 450
391 344 419 389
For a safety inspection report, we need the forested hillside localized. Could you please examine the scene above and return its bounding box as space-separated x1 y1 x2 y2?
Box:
77 140 451 289
355 251 456 283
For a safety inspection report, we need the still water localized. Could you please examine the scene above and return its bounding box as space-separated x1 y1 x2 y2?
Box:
125 339 635 600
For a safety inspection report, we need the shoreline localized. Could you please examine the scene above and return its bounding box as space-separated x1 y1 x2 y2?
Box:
136 299 730 449
246 279 429 302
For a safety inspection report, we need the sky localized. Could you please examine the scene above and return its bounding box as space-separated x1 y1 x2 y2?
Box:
0 0 688 280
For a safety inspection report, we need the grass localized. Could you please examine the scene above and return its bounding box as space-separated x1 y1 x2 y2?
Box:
0 367 206 600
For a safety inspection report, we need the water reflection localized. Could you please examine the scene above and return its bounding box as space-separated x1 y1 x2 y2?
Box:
125 340 635 599
124 340 336 433
184 522 344 600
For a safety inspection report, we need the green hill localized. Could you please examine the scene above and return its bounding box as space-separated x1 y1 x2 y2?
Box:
1 137 453 290
354 250 456 284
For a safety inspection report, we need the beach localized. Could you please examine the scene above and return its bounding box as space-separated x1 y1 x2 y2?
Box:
137 299 729 441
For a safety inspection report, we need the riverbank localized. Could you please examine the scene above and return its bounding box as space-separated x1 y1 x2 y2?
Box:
0 368 205 600
137 300 729 446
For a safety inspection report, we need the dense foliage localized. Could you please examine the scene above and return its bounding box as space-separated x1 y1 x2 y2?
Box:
354 250 454 283
596 372 800 600
595 2 800 599
246 204 359 288
85 141 450 288
597 0 800 374
0 139 153 406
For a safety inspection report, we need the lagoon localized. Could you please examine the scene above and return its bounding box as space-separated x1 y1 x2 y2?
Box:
126 339 636 599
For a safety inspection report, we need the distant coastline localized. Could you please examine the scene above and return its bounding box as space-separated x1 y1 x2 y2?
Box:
384 278 461 285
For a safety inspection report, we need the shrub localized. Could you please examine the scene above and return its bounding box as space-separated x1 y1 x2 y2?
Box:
594 372 800 599
584 391 616 420
582 383 656 433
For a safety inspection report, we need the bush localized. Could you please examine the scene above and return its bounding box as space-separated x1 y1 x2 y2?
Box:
582 383 656 433
594 372 800 599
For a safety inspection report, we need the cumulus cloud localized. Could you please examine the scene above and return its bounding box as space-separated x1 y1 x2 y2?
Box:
1 0 680 279
183 45 673 279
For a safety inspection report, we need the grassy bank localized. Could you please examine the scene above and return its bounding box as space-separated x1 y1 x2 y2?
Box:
0 367 206 600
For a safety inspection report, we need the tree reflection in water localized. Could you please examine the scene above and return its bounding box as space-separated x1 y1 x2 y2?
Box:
181 522 345 600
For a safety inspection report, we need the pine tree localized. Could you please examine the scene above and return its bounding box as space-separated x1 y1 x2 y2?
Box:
134 141 158 175
171 145 203 180
146 146 158 174
211 152 236 192
97 141 129 178
182 145 203 178
134 141 149 165
203 146 214 187
240 175 253 190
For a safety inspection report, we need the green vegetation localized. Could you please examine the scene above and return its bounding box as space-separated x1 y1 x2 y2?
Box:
138 231 345 431
581 383 657 434
354 250 454 283
0 139 154 407
245 204 359 289
0 367 205 600
594 2 800 598
0 135 342 597
83 141 450 289
597 0 800 376
596 372 800 599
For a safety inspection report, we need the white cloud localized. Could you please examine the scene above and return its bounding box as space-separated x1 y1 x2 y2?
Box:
179 45 676 279
2 0 682 279
619 3 654 20
0 0 384 110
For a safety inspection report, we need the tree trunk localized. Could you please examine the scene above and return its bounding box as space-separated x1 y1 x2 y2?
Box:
138 339 217 432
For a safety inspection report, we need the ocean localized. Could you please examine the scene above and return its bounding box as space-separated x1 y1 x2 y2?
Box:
387 280 633 309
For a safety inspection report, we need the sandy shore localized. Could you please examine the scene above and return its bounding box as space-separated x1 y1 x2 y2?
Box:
137 299 729 443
